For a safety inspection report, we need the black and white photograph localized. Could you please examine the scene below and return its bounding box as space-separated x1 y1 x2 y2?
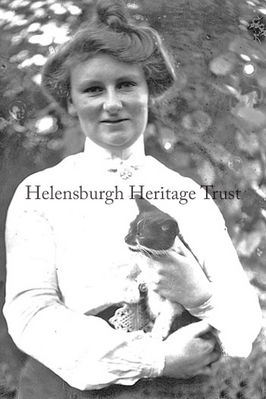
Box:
0 0 265 398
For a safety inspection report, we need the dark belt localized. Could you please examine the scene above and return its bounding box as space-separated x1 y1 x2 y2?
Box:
95 304 122 327
96 303 201 332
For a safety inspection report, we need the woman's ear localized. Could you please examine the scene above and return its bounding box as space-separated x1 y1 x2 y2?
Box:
67 98 78 117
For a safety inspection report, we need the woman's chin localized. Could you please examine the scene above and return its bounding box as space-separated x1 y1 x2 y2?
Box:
99 136 139 151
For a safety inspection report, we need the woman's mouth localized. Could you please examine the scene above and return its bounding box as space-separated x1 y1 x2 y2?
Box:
101 119 129 124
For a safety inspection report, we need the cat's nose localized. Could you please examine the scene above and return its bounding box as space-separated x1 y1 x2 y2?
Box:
125 234 138 247
125 234 134 244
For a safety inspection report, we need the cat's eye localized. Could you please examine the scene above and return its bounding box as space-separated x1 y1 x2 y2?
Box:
161 224 170 231
136 219 144 236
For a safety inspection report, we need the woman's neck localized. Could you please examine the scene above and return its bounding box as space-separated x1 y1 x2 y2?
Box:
84 136 145 162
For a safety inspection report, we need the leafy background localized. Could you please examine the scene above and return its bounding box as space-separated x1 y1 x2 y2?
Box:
1 0 266 397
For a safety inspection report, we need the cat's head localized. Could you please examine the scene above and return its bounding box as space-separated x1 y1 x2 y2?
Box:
125 196 179 253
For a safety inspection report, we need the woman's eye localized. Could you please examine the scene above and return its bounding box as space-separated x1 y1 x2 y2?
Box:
118 81 136 89
84 86 102 94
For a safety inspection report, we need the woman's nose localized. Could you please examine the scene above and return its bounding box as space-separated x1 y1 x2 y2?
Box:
103 90 122 113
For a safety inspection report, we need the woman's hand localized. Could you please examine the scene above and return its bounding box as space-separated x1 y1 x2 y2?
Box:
147 240 212 309
162 321 221 379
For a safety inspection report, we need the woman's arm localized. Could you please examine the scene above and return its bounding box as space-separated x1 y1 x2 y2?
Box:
185 215 262 357
4 187 165 390
152 192 262 358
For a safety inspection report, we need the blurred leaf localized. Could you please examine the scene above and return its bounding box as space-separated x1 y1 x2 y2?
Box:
236 220 266 257
196 159 216 185
181 110 212 134
232 106 266 129
209 52 238 76
242 160 263 186
235 130 260 155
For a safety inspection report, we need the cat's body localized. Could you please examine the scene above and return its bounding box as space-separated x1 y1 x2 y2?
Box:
124 196 194 340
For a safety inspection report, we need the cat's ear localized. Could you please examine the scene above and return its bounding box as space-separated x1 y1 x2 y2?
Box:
134 195 156 212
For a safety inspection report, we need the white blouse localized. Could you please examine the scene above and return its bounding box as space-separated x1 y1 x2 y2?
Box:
4 136 261 390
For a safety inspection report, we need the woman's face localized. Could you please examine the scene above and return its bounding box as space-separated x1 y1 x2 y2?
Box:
68 54 149 151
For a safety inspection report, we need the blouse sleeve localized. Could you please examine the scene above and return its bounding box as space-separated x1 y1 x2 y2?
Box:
182 188 262 358
3 182 165 391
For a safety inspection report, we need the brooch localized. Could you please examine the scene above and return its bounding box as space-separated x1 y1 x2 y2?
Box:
108 164 139 180
120 168 133 180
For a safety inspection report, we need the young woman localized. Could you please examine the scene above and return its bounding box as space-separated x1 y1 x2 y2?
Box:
4 0 261 398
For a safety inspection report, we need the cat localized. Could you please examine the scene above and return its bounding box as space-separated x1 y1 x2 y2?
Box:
124 195 198 340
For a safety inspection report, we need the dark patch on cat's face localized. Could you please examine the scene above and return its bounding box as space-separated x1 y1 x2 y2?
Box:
125 197 179 251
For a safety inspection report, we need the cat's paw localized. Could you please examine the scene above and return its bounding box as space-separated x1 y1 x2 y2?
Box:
150 324 171 341
150 302 183 340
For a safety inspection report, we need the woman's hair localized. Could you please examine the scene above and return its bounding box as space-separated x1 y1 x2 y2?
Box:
41 0 176 111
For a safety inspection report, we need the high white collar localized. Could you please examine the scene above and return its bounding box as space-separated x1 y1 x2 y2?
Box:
83 135 146 170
